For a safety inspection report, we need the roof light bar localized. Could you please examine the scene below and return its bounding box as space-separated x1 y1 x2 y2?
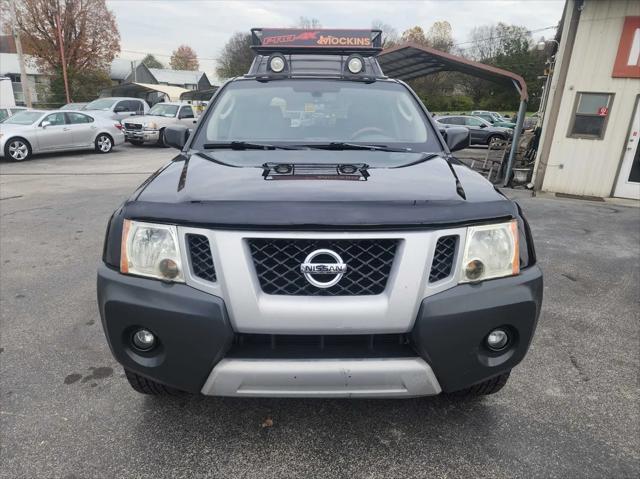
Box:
251 28 382 55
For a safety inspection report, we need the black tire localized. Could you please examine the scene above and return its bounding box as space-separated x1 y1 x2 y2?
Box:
157 128 168 148
487 135 504 146
447 371 511 399
129 139 144 146
95 133 114 153
124 368 184 396
4 137 32 161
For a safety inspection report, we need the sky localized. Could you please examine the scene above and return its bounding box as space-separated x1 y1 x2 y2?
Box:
106 0 565 81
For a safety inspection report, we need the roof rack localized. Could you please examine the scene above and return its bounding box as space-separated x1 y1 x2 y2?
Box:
251 28 382 55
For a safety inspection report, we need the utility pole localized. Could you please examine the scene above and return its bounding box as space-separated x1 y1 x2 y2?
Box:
8 0 32 107
55 11 71 103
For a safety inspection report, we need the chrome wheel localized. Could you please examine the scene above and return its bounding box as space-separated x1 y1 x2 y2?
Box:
97 135 112 153
8 140 29 161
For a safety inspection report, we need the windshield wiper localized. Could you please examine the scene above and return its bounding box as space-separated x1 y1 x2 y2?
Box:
296 142 411 153
203 141 302 150
390 152 441 168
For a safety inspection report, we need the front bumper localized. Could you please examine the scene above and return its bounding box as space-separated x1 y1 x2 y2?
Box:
97 264 542 396
123 128 159 143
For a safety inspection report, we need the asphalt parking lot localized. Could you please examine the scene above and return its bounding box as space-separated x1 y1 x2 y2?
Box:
1 144 638 478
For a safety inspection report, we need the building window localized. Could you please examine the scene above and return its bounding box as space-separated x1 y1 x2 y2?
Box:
568 92 614 139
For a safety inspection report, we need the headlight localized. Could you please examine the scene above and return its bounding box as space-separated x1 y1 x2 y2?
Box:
459 220 519 283
142 121 158 130
120 220 184 282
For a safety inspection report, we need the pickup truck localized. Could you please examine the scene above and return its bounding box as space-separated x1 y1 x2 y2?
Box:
98 29 542 399
122 102 198 146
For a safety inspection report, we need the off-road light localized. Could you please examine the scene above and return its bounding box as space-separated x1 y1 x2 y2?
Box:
486 329 509 351
132 329 156 351
269 55 286 73
347 56 364 74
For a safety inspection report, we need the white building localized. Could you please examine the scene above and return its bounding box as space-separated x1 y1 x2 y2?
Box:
533 0 640 200
0 53 48 105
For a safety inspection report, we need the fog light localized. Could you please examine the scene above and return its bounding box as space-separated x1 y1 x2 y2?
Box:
486 329 509 351
347 56 364 74
269 55 286 73
132 329 156 351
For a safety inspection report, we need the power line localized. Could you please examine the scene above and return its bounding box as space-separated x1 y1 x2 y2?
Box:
117 25 558 62
455 25 558 52
119 49 219 61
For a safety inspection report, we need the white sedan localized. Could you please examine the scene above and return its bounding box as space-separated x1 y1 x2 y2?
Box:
0 110 125 161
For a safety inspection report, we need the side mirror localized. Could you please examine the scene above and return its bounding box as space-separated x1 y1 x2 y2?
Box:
444 126 470 152
479 123 487 128
164 125 190 150
41 121 51 128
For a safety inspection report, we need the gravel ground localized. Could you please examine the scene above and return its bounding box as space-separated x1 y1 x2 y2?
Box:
1 144 638 478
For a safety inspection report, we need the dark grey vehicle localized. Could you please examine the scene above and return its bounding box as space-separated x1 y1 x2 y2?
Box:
97 28 542 400
436 115 512 146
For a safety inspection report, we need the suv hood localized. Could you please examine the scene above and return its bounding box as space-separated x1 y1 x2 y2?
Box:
125 150 517 228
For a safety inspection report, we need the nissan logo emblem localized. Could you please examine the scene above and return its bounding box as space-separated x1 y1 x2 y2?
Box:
300 249 347 288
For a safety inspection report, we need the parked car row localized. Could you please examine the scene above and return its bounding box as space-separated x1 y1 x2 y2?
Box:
0 96 202 161
435 114 513 146
0 109 125 161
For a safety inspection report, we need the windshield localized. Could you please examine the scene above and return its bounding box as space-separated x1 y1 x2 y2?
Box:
85 98 117 111
194 80 440 152
148 104 179 117
2 111 43 125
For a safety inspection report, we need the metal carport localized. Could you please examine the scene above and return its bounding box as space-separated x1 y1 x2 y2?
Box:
99 82 189 104
179 88 219 102
378 43 529 185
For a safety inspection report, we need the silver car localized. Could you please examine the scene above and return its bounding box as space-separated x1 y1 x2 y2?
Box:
84 97 150 121
0 110 125 161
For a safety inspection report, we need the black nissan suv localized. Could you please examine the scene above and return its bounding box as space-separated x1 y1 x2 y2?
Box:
98 29 542 398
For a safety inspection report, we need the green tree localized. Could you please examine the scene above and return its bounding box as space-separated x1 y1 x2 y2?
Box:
216 32 254 79
141 54 163 69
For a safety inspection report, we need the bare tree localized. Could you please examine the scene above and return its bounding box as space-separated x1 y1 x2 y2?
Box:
215 32 253 79
372 20 399 49
170 45 199 71
297 16 321 29
426 21 454 52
